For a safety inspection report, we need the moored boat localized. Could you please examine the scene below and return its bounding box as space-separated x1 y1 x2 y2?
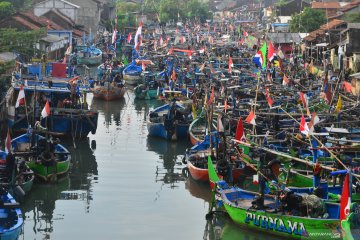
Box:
0 191 23 240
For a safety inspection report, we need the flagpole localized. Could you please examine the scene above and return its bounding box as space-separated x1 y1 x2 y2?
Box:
251 73 261 135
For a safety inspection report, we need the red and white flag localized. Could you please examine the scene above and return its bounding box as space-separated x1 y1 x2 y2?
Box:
340 173 351 221
5 129 11 154
134 21 143 51
127 33 132 44
159 35 163 46
299 115 309 135
224 99 228 113
142 61 146 71
111 27 117 44
307 112 320 134
228 57 233 73
267 42 276 62
217 115 224 133
265 87 274 107
299 91 308 108
235 117 246 142
282 74 289 86
253 174 259 185
41 100 51 118
245 111 256 125
15 85 25 108
243 31 248 37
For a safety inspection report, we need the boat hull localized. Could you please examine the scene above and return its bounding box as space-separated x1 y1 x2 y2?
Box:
147 122 189 140
26 157 70 182
93 85 126 101
0 193 24 240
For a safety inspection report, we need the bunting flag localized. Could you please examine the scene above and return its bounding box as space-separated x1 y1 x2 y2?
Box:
243 31 248 37
235 117 246 142
335 95 342 113
340 173 351 221
299 115 309 135
299 92 308 108
277 50 285 59
245 111 256 125
267 42 276 62
253 174 259 185
217 114 224 132
5 129 11 154
41 100 51 118
159 35 163 46
282 74 289 86
111 27 117 44
15 85 25 108
267 73 272 82
134 21 143 51
180 36 186 44
343 81 352 93
127 33 132 44
207 87 215 105
228 57 233 73
265 87 274 107
253 42 267 69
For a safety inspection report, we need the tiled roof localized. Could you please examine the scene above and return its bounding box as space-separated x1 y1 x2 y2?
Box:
340 1 360 12
304 19 346 41
311 2 341 9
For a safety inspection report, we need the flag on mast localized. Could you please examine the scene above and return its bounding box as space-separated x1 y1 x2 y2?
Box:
134 21 143 51
15 85 25 108
41 100 51 118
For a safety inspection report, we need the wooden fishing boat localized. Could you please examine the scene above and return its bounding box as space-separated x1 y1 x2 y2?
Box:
70 45 102 66
92 82 127 101
6 84 99 138
0 151 34 199
207 158 358 240
147 101 192 140
11 133 71 182
0 191 23 240
188 117 217 146
123 61 142 86
134 72 160 100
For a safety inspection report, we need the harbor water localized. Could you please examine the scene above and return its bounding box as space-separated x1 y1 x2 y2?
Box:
18 91 278 240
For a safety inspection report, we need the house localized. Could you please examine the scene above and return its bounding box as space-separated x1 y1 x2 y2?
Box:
36 34 68 60
277 0 310 16
303 19 347 45
311 2 341 17
34 0 79 22
268 32 302 57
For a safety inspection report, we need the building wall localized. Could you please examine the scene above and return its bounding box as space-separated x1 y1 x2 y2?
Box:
34 0 78 22
69 0 103 32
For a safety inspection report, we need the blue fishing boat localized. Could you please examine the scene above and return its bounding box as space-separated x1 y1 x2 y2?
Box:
0 191 23 240
123 61 143 85
6 82 98 139
70 45 102 66
147 100 192 140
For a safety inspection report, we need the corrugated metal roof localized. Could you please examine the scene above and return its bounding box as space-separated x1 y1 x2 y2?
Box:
268 32 301 44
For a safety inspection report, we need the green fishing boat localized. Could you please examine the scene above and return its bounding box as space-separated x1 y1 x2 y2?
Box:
207 157 359 240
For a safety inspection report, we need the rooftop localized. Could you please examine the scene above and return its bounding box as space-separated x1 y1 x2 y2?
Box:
311 2 341 9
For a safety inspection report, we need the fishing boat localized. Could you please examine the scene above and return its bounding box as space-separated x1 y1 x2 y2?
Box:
92 82 126 101
70 45 102 66
207 158 359 240
6 81 99 139
123 61 143 86
147 100 192 140
0 190 24 240
11 132 71 182
0 151 34 199
134 72 160 100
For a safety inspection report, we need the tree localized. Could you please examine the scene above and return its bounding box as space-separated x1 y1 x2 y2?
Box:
0 1 15 19
116 1 140 29
289 7 326 33
184 0 212 23
344 12 360 23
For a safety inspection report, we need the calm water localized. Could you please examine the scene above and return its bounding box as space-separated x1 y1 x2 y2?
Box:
18 91 276 240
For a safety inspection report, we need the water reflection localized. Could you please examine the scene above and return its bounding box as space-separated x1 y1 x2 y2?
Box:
134 98 161 122
90 97 126 127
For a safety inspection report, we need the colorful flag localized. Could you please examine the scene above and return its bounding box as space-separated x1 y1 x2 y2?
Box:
127 33 132 44
335 95 342 113
122 55 128 65
253 42 267 69
5 129 11 154
308 112 320 133
171 69 176 80
243 31 248 37
299 92 308 108
299 115 309 135
235 117 246 142
142 61 146 71
224 99 228 113
15 85 25 108
134 21 143 51
340 173 351 221
253 174 259 185
217 114 224 132
41 100 51 118
228 57 233 73
267 42 276 62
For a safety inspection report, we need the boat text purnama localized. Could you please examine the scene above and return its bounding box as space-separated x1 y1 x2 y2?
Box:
245 212 307 236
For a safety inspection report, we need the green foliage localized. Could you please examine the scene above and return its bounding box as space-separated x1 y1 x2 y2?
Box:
116 1 140 29
289 7 326 33
344 12 360 23
0 1 14 19
0 28 46 60
184 0 212 23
